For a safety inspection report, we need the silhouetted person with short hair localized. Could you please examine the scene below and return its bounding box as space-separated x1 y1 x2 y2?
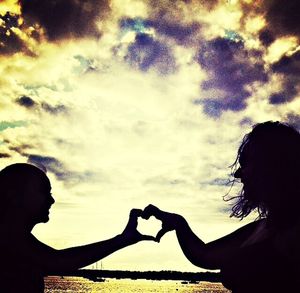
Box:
143 121 300 292
0 163 155 292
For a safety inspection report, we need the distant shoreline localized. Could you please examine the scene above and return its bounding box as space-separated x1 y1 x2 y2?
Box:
47 269 221 283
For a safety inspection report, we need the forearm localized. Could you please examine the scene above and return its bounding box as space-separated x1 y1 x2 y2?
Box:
48 234 132 272
174 216 215 269
142 205 217 270
176 217 266 270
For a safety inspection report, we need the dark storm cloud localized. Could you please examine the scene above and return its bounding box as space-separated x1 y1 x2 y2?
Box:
194 98 247 118
269 88 297 105
120 17 200 46
272 51 300 75
9 144 32 155
3 140 91 184
0 153 11 158
195 38 268 117
151 20 200 46
284 113 300 131
16 95 68 115
19 0 110 41
27 154 95 184
16 96 37 108
269 51 300 104
2 139 32 158
41 102 68 115
0 12 26 55
28 154 67 179
125 33 176 74
240 117 254 127
264 0 300 38
258 29 275 47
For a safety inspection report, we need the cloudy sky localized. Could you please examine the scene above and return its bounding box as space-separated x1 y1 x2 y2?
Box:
1 0 300 272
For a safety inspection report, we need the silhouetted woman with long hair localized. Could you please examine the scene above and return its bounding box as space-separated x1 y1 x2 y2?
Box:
0 163 155 292
143 121 300 292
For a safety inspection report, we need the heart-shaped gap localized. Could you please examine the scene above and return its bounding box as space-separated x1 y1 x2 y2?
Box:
137 216 162 238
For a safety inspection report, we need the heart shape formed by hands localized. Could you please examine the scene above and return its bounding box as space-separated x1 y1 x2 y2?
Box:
124 205 178 243
137 217 163 240
140 204 180 242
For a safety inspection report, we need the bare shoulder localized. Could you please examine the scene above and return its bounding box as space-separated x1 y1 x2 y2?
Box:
207 218 265 250
274 219 300 261
226 218 266 242
241 218 271 247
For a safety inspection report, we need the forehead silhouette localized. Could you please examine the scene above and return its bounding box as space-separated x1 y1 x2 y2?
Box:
254 121 298 140
0 163 49 186
240 121 300 157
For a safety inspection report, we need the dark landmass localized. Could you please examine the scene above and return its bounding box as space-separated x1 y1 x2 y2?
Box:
48 269 221 283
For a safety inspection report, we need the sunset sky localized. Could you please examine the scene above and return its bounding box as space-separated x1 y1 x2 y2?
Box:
0 0 300 272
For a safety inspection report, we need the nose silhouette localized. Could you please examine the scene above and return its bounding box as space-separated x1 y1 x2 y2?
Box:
234 167 242 179
48 194 55 205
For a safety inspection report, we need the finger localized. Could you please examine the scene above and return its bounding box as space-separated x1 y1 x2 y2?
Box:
140 234 157 242
130 208 142 218
127 209 142 229
141 204 161 220
141 204 155 219
156 228 169 243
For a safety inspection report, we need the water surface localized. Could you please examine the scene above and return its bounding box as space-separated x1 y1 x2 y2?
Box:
45 276 231 292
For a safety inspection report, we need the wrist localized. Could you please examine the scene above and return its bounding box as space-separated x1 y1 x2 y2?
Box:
173 214 187 230
117 232 137 246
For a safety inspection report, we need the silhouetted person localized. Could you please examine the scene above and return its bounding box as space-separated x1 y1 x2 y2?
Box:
0 163 155 292
142 121 300 293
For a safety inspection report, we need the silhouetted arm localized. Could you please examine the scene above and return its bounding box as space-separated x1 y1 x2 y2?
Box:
142 204 263 270
29 209 155 272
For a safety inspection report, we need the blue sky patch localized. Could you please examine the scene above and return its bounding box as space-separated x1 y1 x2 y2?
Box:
0 120 28 132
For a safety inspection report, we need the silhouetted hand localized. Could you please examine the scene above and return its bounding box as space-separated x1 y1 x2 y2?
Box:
120 209 157 245
142 204 183 242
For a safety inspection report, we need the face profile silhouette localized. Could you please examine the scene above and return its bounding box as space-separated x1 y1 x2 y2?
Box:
230 121 300 225
0 163 55 230
0 162 155 293
142 121 300 293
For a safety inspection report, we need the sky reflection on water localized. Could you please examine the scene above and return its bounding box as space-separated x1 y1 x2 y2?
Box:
45 276 230 293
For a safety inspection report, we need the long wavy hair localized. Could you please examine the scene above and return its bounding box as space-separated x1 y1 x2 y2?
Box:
227 121 300 224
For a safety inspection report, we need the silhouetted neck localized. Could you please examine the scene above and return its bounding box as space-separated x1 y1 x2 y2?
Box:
1 214 36 234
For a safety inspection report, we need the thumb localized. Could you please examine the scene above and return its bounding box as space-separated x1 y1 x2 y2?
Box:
156 228 169 243
142 204 162 220
127 208 142 228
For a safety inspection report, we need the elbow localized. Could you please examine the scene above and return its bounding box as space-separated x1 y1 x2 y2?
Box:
184 251 221 270
188 257 220 270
